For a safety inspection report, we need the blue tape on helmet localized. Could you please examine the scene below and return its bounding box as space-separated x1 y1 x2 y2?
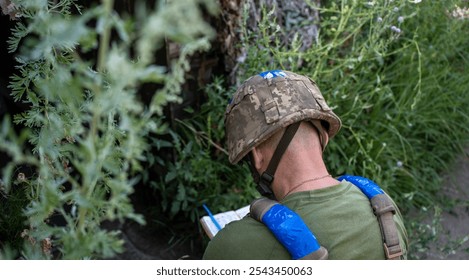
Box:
258 70 287 79
261 204 320 259
337 175 384 199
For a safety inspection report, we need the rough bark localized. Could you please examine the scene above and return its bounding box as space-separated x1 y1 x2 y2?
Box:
216 0 321 84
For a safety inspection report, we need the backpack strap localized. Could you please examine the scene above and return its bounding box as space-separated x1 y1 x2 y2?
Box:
337 175 403 260
371 194 403 259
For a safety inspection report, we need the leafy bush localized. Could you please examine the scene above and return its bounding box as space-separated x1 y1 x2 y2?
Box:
0 0 217 259
152 78 257 221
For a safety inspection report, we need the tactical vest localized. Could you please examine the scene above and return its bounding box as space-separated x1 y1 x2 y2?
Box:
250 175 403 260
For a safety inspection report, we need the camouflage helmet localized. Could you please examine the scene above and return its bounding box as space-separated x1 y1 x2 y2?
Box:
225 70 342 164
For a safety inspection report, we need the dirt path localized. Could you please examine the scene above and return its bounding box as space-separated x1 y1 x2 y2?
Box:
415 147 469 259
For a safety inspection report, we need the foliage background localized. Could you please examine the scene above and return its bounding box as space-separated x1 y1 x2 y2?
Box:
1 0 468 259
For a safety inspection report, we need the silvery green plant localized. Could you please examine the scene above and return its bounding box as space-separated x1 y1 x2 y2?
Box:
0 0 217 259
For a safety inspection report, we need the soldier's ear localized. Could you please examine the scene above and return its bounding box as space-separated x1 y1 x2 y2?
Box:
251 146 264 172
323 132 330 150
311 120 330 152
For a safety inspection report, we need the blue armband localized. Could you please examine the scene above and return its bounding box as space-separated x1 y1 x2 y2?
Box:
337 174 384 199
261 204 320 259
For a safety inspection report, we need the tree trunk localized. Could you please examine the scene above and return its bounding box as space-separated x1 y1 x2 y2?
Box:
217 0 321 84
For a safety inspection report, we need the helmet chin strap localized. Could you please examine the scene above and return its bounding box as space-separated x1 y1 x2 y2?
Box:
247 122 301 200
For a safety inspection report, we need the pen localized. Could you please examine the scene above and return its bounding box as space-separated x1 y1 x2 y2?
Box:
202 204 222 231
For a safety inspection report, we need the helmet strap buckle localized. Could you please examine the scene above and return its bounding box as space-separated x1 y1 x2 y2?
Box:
257 172 275 199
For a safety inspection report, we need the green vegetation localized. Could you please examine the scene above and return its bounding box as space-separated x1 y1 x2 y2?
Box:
0 0 217 259
1 0 468 259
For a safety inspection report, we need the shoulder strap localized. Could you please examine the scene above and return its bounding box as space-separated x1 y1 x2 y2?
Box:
370 194 403 259
337 175 403 260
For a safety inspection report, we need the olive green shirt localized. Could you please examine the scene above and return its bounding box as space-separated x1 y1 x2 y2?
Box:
203 181 408 260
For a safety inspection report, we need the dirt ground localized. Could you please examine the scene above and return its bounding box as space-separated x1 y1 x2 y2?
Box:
413 147 469 260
